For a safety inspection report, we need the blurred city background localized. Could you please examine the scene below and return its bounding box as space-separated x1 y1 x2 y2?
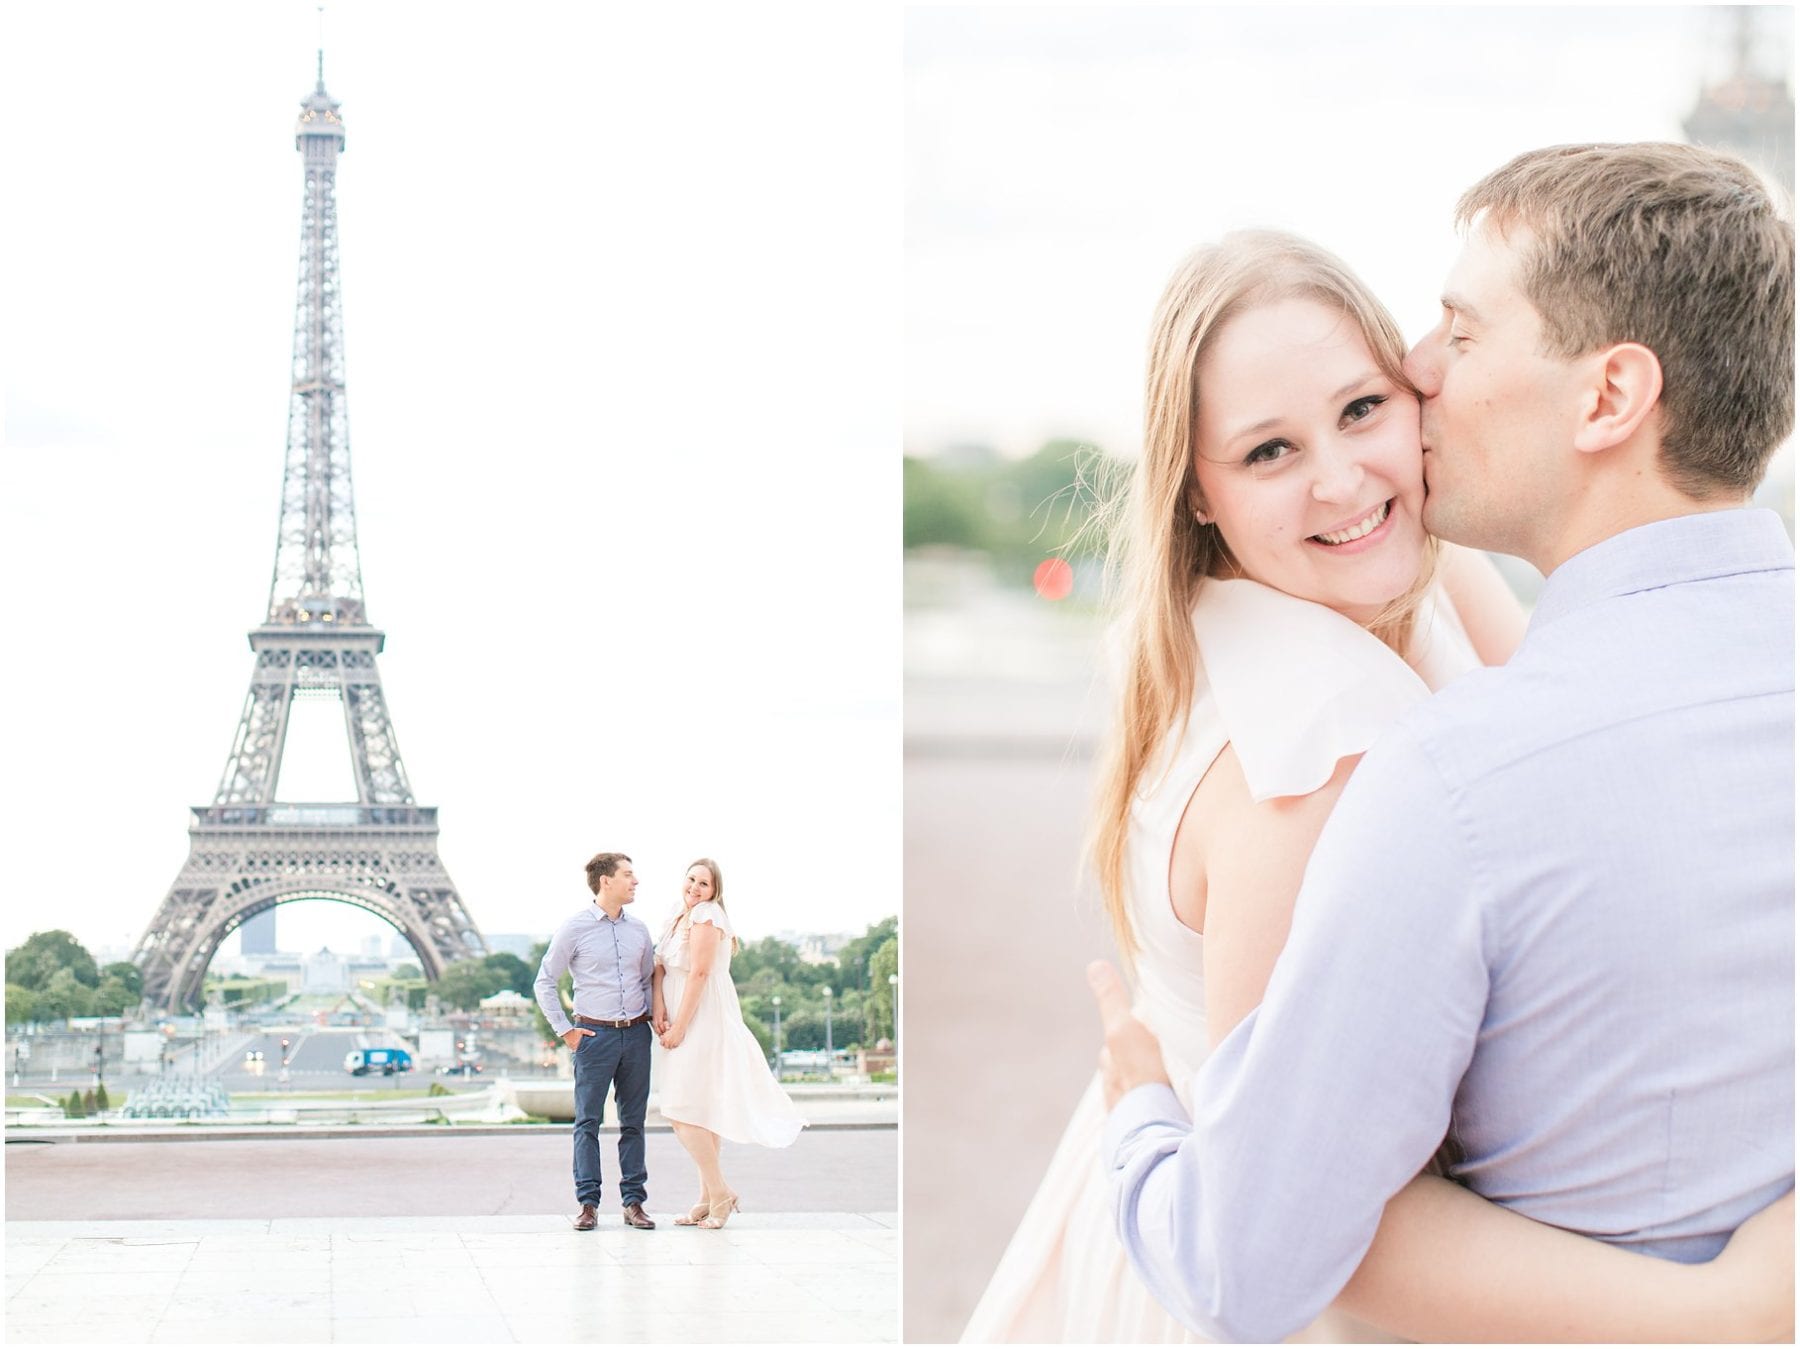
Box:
903 5 1794 1340
3 0 898 991
4 4 899 1114
5 917 894 1127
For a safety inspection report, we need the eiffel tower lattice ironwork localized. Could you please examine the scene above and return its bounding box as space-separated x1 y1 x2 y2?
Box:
134 59 486 1011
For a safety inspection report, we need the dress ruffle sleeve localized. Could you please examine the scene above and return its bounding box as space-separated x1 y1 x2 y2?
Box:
1192 578 1433 803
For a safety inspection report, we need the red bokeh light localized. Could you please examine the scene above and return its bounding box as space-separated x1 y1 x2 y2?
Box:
1033 557 1074 601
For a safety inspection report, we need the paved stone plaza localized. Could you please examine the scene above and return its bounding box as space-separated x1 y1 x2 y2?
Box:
6 1124 897 1342
6 1212 897 1343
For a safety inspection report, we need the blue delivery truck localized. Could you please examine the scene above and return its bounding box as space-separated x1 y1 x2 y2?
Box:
344 1047 413 1076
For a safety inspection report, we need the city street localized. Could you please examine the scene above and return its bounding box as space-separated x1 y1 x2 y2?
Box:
9 1026 487 1098
210 1027 436 1092
5 1127 896 1222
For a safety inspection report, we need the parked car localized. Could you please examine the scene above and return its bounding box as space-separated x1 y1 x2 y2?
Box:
436 1061 483 1077
343 1047 413 1076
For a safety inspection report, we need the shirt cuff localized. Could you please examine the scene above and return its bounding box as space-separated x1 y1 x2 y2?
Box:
1102 1081 1189 1167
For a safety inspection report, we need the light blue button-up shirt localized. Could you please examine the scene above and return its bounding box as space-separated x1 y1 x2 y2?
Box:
532 904 655 1035
1106 508 1796 1343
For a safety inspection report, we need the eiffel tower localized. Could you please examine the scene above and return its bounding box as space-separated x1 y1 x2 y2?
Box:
134 57 486 1011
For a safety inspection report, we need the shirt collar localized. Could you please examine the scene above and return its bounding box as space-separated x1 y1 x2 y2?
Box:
589 904 630 925
1527 507 1793 636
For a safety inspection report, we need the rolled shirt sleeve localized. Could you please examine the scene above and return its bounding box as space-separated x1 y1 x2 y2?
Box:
533 919 576 1038
1108 724 1492 1342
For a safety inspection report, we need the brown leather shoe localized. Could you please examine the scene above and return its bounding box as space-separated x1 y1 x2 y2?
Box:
622 1202 656 1230
573 1203 598 1231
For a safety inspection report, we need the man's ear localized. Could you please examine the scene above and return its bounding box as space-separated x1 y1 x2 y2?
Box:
1573 342 1663 455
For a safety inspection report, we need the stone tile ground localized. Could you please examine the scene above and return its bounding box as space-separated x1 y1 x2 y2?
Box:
5 1212 897 1344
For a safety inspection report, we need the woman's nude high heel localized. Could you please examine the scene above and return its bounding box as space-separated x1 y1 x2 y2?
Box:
673 1200 711 1227
698 1193 741 1229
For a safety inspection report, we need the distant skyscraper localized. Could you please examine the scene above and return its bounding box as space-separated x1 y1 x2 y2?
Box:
1682 6 1794 195
240 908 278 954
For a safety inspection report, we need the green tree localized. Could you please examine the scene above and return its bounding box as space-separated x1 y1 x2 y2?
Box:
81 1089 97 1114
777 1007 827 1052
91 977 135 1018
832 916 898 997
432 959 508 1012
865 936 898 1044
6 984 35 1028
391 962 423 981
481 952 534 997
64 1091 84 1119
34 968 95 1022
6 931 99 992
100 962 143 1000
94 1083 110 1111
830 988 867 1049
733 936 804 987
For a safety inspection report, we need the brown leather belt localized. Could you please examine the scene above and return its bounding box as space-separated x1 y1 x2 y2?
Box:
576 1013 651 1029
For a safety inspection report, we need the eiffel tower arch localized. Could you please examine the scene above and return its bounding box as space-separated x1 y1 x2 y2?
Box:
135 57 485 1011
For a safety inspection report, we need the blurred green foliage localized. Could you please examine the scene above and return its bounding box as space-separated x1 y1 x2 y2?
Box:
432 953 539 1013
903 440 1119 585
6 932 146 1022
7 931 100 992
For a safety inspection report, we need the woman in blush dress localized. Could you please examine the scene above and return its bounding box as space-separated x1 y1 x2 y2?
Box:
653 858 805 1228
961 231 1791 1342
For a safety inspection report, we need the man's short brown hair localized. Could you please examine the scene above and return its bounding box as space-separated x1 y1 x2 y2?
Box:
585 852 631 894
1457 142 1793 497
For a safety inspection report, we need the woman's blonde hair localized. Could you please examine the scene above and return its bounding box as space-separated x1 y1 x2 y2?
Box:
1089 230 1437 963
666 857 738 954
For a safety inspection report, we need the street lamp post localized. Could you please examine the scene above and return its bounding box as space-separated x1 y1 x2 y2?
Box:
771 995 782 1078
821 986 834 1068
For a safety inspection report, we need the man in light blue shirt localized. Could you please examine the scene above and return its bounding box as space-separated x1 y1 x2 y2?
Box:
534 850 659 1231
1099 143 1795 1341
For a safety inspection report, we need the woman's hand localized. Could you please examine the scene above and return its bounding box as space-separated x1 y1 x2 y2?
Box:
1709 1188 1794 1342
1088 961 1169 1109
660 1023 687 1051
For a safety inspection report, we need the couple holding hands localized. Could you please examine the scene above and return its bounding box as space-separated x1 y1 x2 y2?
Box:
532 851 805 1233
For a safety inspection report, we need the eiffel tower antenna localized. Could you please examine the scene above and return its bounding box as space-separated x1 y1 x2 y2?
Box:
134 60 486 1012
1682 5 1795 197
1731 5 1762 82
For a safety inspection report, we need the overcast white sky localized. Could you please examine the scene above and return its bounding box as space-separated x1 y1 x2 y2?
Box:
907 4 1794 461
1 2 899 960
